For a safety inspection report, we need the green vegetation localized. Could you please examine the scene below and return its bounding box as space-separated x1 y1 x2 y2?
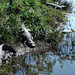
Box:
0 0 65 44
0 0 66 73
0 0 74 74
0 56 22 75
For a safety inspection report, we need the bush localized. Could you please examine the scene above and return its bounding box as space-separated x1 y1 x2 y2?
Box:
0 0 65 43
0 14 21 44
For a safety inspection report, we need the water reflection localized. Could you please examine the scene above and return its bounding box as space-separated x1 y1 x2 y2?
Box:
58 32 75 59
65 13 75 31
9 52 56 75
9 45 75 75
56 0 75 31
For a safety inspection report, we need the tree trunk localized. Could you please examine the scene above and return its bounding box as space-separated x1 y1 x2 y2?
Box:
9 0 13 13
9 0 13 6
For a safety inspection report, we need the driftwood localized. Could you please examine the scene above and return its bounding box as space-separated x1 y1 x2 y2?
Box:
44 2 66 10
61 30 75 34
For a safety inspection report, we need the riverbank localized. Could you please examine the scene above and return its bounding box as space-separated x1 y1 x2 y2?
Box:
0 0 67 64
0 0 69 74
14 41 50 55
0 0 75 75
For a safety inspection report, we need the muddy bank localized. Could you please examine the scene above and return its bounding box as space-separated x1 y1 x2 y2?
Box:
14 41 51 56
0 40 52 66
0 41 48 65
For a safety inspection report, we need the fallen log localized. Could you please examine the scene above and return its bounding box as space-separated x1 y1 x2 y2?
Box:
61 30 75 34
44 2 66 10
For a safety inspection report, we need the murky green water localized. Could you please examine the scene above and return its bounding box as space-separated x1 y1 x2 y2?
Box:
6 0 75 75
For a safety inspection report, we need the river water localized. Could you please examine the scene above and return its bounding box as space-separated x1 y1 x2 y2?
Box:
59 0 75 31
6 0 75 75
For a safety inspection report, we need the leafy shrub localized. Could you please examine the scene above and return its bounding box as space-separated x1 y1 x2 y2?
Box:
0 14 21 44
0 0 65 43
